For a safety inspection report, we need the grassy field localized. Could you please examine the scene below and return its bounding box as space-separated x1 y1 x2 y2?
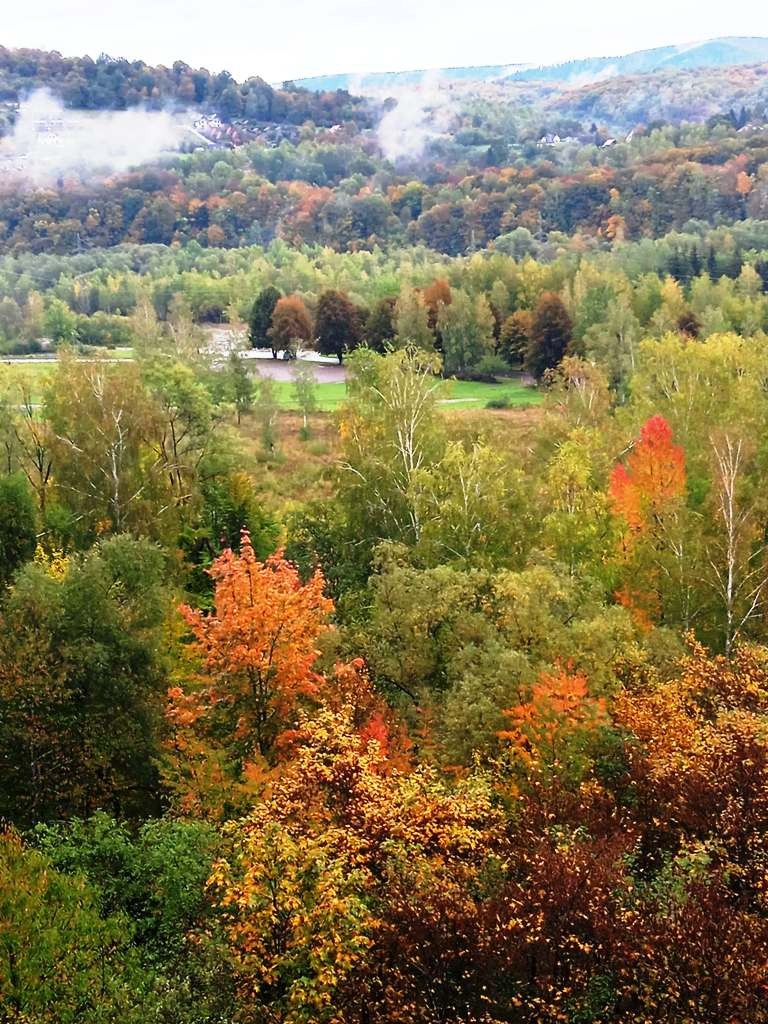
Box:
268 376 541 412
271 380 348 411
1 361 55 405
3 357 542 412
441 378 541 407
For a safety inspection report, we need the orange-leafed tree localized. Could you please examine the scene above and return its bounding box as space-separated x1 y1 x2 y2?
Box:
267 294 313 359
499 664 608 784
422 277 452 331
609 415 692 628
209 701 505 1023
165 531 333 814
610 414 686 533
615 638 768 901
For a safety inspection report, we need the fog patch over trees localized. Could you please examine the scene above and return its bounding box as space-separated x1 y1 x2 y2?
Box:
0 89 187 185
376 71 456 162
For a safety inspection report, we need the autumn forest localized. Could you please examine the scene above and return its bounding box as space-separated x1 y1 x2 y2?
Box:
3 34 768 1024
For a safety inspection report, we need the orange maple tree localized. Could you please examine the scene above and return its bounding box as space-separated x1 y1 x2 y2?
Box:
165 531 333 814
499 664 608 780
609 414 686 533
609 415 688 626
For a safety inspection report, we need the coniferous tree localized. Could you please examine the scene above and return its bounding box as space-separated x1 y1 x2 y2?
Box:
0 473 37 587
365 297 397 352
248 286 281 357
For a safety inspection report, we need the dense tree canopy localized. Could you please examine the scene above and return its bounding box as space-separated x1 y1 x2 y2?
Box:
6 39 768 1024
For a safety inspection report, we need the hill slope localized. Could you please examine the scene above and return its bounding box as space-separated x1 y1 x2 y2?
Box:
508 36 768 83
289 64 526 91
293 36 768 92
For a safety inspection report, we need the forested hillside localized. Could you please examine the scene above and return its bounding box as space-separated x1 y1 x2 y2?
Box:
5 115 768 253
0 46 373 123
4 37 768 1024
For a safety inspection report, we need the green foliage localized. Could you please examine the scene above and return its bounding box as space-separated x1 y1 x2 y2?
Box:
365 296 396 351
337 347 447 547
248 285 281 351
0 472 37 586
437 290 496 375
0 536 169 825
255 374 280 452
0 829 154 1023
180 472 279 596
33 813 219 952
44 298 78 343
291 361 318 435
226 350 254 423
485 394 512 408
394 285 434 351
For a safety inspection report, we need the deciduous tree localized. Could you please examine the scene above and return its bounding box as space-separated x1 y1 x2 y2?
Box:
315 288 362 364
268 295 312 360
166 533 333 813
525 291 573 381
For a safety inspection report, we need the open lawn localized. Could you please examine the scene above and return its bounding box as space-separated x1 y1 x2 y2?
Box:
440 378 542 407
270 380 348 411
268 376 541 411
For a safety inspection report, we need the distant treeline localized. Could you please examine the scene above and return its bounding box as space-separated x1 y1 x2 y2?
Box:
0 46 373 126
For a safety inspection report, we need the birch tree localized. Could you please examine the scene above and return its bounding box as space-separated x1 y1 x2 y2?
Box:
707 434 768 655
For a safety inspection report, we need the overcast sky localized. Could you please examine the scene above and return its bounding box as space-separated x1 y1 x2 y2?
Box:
4 1 768 82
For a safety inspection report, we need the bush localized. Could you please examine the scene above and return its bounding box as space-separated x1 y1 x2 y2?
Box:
0 336 43 355
461 354 511 382
486 395 512 409
76 312 133 347
0 828 155 1022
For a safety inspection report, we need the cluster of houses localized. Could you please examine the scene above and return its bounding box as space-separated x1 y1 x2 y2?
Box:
537 127 636 148
189 114 302 150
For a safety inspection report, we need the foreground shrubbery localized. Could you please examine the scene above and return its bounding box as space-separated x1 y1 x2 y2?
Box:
2 334 768 1018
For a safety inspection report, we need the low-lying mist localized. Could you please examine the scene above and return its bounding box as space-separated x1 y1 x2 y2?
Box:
0 90 189 187
375 72 456 163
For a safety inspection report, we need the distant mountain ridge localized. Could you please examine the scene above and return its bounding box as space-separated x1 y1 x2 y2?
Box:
292 36 768 91
508 36 768 83
288 64 527 92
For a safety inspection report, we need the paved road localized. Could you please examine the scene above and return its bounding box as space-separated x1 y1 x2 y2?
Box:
239 352 347 382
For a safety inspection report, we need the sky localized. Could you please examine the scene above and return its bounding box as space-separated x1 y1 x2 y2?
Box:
3 0 768 83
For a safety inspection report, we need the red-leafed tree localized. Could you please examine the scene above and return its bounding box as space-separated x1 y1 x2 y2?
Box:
315 289 363 364
609 415 692 628
610 414 686 533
